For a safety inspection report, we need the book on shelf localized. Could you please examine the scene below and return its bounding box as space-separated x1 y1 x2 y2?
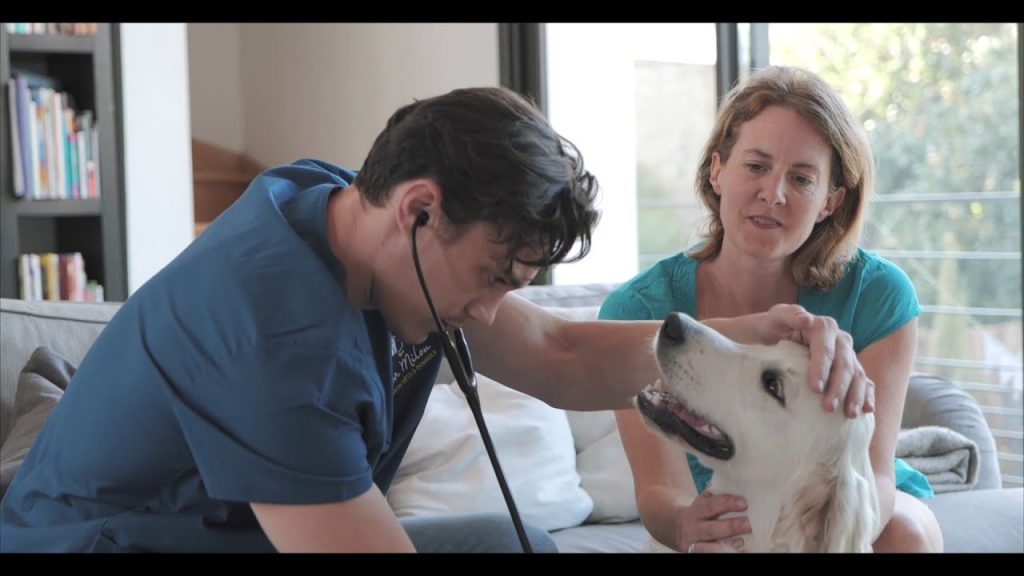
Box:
4 23 97 36
6 69 100 201
7 78 26 198
18 252 102 302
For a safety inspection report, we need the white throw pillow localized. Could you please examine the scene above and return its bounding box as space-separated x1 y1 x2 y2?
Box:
572 418 639 523
566 409 618 453
388 373 593 532
566 410 639 523
547 302 641 524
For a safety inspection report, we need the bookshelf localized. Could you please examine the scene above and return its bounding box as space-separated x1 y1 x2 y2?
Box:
0 23 125 301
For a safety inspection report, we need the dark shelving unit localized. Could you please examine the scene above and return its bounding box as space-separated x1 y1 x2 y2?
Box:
0 24 125 301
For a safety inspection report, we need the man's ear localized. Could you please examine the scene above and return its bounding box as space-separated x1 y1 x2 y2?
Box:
817 186 847 223
396 178 443 233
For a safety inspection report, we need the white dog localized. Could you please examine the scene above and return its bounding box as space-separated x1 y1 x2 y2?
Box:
637 312 881 553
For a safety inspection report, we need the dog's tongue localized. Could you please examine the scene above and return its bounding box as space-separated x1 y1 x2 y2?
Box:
652 380 710 428
670 402 709 429
647 380 727 441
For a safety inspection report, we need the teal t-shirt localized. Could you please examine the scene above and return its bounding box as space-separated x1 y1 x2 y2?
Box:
600 247 933 499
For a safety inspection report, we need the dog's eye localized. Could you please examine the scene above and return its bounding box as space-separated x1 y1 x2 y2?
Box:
762 370 785 406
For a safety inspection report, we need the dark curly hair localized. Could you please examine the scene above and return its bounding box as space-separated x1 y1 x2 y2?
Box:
354 86 600 268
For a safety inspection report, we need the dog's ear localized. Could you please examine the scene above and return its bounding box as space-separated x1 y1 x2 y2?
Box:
769 464 830 552
821 455 880 552
770 425 881 552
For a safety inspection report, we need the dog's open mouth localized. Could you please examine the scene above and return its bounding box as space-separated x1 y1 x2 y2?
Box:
636 381 735 460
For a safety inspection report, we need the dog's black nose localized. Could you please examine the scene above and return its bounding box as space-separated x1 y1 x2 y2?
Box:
661 313 687 342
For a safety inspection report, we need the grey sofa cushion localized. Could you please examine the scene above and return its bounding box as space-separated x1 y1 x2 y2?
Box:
550 489 1024 553
903 373 1001 490
0 298 119 446
926 488 1024 552
551 520 650 553
0 347 75 498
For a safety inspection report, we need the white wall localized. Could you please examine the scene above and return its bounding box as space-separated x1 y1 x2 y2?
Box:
238 23 500 168
187 24 245 153
545 24 720 285
120 24 194 293
546 25 639 285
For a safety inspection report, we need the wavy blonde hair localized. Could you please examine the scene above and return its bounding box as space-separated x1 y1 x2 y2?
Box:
689 66 874 291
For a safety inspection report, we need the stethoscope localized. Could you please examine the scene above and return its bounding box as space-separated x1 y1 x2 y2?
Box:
410 211 534 554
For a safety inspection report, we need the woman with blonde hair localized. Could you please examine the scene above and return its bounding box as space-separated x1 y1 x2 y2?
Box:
604 66 943 552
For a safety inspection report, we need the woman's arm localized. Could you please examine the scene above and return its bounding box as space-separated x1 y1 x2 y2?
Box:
856 319 918 530
616 408 750 552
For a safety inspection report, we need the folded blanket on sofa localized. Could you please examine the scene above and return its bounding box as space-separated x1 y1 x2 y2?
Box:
896 426 980 493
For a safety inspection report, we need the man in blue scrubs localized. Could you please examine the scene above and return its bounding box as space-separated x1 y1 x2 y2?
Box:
0 87 872 552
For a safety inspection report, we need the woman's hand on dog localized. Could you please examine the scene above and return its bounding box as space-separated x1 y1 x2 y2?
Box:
758 304 875 419
676 491 750 553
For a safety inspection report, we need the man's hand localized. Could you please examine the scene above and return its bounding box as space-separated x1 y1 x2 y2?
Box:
758 304 874 418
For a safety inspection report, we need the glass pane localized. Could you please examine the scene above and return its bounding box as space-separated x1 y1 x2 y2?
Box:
770 23 1023 488
544 23 717 283
637 204 706 266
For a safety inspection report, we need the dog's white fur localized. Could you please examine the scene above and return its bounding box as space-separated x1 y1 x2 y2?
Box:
638 313 881 552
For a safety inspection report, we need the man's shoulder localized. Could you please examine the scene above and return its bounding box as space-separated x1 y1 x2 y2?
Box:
256 159 357 191
130 241 359 349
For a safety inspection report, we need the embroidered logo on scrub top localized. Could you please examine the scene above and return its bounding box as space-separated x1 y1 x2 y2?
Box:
391 338 438 395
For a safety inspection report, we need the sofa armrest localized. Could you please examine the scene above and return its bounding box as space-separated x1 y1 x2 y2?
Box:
902 374 1001 490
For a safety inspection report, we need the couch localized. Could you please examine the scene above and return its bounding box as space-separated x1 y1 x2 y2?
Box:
2 284 1022 553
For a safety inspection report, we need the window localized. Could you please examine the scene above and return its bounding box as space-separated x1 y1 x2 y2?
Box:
770 23 1022 489
537 22 1023 489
